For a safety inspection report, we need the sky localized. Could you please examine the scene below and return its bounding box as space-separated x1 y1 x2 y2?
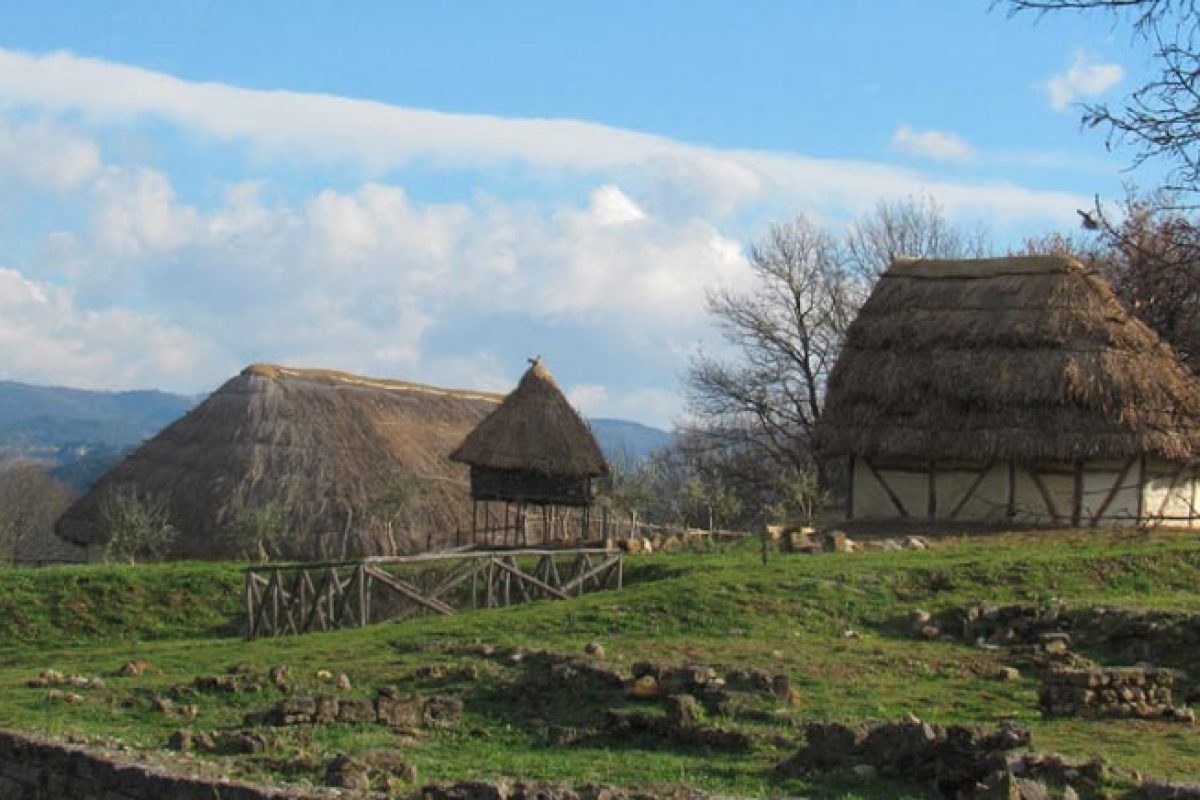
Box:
0 1 1165 428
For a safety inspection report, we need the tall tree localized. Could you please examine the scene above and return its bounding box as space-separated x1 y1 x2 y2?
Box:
1005 0 1200 198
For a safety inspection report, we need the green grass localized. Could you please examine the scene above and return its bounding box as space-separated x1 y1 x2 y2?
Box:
2 529 1200 797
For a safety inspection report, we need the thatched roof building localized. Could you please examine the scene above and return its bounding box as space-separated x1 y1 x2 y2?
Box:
56 365 501 558
818 255 1200 528
451 358 608 508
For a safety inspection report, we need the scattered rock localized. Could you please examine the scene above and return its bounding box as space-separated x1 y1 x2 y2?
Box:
335 672 352 692
315 669 333 682
325 754 370 791
997 667 1021 682
626 676 659 700
118 661 149 677
584 641 605 659
269 664 291 691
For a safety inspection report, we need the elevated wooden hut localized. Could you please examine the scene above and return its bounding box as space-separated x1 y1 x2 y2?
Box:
817 255 1200 528
450 358 609 543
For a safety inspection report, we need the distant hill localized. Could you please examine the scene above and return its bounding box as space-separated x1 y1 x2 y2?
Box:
0 379 672 490
589 417 674 464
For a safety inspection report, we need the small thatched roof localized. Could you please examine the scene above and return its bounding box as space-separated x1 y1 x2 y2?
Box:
817 255 1200 463
450 359 609 478
56 364 502 556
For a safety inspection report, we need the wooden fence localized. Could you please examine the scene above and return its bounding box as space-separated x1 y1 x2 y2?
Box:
244 548 623 640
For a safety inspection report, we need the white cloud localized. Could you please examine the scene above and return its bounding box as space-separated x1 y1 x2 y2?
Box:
0 268 230 390
0 119 99 191
0 47 1088 226
1046 50 1123 110
891 124 975 164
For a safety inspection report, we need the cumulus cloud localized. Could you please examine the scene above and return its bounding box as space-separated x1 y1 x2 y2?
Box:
1046 50 1123 110
0 268 230 390
891 124 975 164
0 47 1088 226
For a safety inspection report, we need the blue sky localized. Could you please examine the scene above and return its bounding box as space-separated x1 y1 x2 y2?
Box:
0 1 1162 427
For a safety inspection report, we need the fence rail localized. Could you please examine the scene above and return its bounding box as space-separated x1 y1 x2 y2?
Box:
244 548 623 640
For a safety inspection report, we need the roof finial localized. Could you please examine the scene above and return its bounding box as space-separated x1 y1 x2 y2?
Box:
528 354 543 368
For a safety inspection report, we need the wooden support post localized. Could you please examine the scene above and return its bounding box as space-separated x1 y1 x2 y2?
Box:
927 460 937 521
357 564 367 627
846 454 856 520
1007 461 1016 520
1090 457 1136 527
1072 461 1084 528
1136 455 1146 523
948 462 994 521
244 571 256 640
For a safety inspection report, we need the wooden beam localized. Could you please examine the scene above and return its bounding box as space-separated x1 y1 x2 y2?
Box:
492 557 569 600
846 454 856 520
927 461 937 521
864 459 908 517
1027 470 1062 525
562 554 622 593
948 462 994 521
1007 461 1016 520
1155 463 1186 518
1136 455 1146 522
363 566 456 615
1089 457 1136 527
1071 460 1084 528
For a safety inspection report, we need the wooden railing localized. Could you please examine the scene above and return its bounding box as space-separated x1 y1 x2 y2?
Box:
244 548 623 640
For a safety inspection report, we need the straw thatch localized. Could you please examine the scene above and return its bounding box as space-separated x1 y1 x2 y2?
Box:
817 255 1200 463
451 359 608 479
55 364 501 557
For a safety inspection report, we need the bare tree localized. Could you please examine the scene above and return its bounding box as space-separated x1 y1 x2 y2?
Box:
1004 0 1200 198
687 199 992 515
844 196 991 280
0 463 74 564
689 215 856 480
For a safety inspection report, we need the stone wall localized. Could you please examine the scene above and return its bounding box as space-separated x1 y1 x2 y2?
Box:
1039 667 1194 721
0 729 333 800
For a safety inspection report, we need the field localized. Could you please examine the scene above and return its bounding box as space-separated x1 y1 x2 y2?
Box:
2 529 1200 798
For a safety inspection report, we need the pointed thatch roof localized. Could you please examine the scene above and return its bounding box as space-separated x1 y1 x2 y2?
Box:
55 365 501 556
450 359 609 478
817 255 1200 463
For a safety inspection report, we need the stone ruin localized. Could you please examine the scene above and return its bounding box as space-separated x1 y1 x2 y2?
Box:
1039 667 1194 722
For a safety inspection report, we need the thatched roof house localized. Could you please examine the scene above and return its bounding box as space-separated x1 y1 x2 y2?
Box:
451 358 608 508
56 365 501 558
818 255 1200 527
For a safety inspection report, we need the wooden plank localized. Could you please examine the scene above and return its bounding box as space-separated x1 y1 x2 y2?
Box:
947 462 994 520
1028 470 1062 524
357 565 367 628
864 459 908 517
302 569 330 633
364 566 456 615
492 557 568 600
1089 457 1136 527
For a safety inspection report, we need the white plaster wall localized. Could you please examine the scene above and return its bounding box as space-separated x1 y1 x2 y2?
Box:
1081 461 1140 527
1143 459 1198 527
935 465 1008 522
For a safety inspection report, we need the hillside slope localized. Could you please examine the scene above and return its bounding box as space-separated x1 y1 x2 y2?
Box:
2 530 1200 797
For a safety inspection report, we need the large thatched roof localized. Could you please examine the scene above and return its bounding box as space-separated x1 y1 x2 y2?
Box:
450 359 608 477
56 364 501 556
817 255 1200 463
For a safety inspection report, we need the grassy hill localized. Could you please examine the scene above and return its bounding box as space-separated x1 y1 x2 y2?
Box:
1 531 1198 797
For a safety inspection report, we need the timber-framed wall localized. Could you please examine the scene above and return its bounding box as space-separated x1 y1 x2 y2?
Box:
848 456 1199 528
